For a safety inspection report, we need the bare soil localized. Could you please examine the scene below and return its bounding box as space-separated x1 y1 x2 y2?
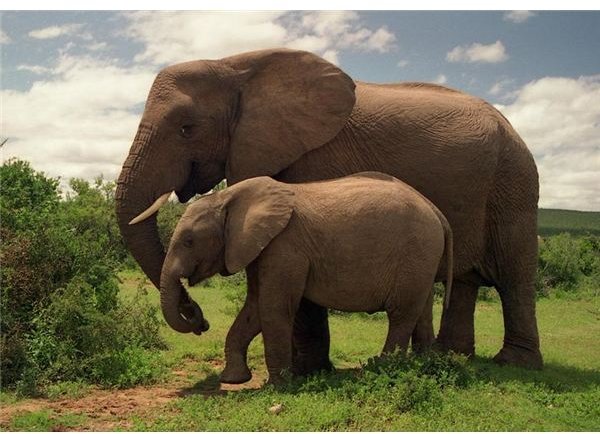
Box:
0 360 266 431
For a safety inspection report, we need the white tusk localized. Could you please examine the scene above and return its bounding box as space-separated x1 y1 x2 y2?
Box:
129 191 173 225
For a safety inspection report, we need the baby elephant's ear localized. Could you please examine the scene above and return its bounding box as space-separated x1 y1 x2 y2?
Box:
223 177 295 274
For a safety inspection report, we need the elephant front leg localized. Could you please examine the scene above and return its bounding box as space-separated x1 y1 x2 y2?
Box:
259 256 309 384
436 277 479 356
221 264 260 384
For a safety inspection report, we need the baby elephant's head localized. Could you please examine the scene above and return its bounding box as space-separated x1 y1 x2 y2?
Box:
159 176 295 334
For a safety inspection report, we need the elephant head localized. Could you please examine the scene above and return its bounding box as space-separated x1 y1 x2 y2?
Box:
159 177 295 333
116 49 356 326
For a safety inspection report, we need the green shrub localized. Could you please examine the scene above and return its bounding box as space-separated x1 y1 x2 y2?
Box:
537 234 600 295
18 278 166 392
218 273 248 316
90 346 166 389
361 350 474 389
1 159 166 394
157 200 188 247
288 351 473 414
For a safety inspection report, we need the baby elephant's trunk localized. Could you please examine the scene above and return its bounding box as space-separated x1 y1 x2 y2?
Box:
160 271 210 335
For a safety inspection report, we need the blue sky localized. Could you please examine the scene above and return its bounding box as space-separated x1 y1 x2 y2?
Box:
1 11 599 210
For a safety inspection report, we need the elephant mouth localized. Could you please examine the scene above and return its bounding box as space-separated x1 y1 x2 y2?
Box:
175 164 199 203
175 161 226 204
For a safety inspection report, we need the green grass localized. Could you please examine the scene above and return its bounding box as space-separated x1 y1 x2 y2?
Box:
8 409 87 431
118 270 599 431
538 208 600 237
4 269 599 431
45 381 92 400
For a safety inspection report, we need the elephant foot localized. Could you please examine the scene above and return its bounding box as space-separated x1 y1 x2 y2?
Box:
220 364 252 384
493 344 543 370
435 336 475 357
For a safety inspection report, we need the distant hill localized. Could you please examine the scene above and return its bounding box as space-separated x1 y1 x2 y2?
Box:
538 208 600 237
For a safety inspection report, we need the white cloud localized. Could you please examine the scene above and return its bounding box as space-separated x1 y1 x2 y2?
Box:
28 23 84 40
503 11 536 23
397 59 409 68
0 29 10 44
124 11 396 66
488 78 516 98
495 76 600 211
17 64 52 75
489 81 505 96
1 55 155 185
86 41 109 51
433 74 447 84
321 49 339 65
362 27 396 52
446 40 508 64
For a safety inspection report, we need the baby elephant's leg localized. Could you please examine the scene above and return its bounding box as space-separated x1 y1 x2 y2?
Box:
259 256 309 385
383 308 421 354
383 283 431 354
221 263 261 384
411 289 435 352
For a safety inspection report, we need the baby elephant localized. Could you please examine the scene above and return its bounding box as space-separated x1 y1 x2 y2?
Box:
160 172 453 384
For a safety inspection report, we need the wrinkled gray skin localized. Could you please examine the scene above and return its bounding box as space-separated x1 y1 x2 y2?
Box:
116 48 542 371
161 173 454 384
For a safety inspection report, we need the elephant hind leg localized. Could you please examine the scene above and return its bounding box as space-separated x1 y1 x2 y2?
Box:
411 289 434 353
383 308 422 354
486 211 543 369
384 280 432 354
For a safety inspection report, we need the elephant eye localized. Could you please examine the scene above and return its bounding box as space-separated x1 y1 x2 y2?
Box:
180 125 194 138
183 238 193 248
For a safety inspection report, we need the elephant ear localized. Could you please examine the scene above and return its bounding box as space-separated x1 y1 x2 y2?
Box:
223 48 356 183
223 176 295 274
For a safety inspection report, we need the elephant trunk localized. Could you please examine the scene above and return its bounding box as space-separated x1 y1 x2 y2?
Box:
116 122 166 289
115 206 165 288
159 260 210 334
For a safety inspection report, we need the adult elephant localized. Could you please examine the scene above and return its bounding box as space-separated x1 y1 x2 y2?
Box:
116 48 542 370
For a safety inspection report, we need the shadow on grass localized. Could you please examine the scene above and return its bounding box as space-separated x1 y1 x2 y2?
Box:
471 356 600 392
176 372 226 397
175 354 599 399
176 367 362 398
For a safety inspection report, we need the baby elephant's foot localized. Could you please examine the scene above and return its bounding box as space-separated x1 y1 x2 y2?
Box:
220 363 252 384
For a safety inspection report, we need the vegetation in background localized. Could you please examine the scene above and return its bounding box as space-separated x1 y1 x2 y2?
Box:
536 233 599 297
538 208 600 237
1 159 165 394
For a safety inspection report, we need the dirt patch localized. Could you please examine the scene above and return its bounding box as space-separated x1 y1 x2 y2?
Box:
1 360 267 431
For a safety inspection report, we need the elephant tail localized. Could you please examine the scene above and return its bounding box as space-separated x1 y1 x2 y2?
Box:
433 207 453 310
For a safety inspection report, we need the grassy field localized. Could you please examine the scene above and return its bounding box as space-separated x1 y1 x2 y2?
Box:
538 208 600 237
2 269 599 431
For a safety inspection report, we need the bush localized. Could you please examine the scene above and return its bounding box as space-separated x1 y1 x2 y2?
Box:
157 200 188 247
217 273 248 317
0 159 166 394
537 234 600 295
291 351 474 413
